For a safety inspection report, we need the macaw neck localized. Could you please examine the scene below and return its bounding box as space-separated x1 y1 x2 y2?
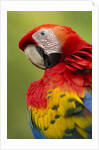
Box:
44 62 66 76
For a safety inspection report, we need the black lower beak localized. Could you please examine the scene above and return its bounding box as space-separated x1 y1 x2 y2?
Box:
35 45 62 69
43 53 62 68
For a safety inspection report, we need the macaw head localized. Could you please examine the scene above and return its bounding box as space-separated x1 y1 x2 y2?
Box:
19 24 90 69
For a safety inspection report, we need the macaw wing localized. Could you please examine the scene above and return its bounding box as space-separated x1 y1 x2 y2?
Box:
27 87 92 139
46 88 92 139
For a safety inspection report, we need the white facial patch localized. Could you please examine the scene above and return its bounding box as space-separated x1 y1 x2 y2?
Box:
24 44 46 69
32 28 61 55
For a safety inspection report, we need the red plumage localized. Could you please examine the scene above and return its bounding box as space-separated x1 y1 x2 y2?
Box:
19 24 92 109
19 24 92 139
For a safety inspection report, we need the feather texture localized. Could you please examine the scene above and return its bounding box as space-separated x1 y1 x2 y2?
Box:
19 24 92 139
27 86 92 139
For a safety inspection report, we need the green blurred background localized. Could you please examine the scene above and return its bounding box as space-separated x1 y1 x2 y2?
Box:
7 11 92 139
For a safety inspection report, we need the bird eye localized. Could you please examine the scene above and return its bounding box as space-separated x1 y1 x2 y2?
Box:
40 31 45 36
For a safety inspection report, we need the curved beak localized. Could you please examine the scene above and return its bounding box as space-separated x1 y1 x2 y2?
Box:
24 44 62 70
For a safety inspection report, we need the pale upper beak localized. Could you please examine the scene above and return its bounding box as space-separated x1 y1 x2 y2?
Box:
24 44 46 69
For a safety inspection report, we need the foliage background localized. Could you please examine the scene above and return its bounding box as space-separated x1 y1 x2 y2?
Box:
7 11 92 139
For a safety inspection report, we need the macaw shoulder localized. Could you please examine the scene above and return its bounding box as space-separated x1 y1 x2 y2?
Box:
26 78 48 108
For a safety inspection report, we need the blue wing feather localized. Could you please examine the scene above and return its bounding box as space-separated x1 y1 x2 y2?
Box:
83 93 92 112
29 120 46 139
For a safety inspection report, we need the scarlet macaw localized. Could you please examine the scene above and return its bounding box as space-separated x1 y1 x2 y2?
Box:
19 24 92 139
